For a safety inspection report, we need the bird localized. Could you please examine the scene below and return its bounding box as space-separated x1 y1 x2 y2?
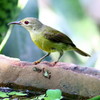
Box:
8 17 90 65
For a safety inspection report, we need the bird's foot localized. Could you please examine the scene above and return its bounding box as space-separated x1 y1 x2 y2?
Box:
33 60 41 65
50 61 58 66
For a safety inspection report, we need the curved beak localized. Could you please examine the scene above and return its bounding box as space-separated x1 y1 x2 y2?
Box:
8 21 21 25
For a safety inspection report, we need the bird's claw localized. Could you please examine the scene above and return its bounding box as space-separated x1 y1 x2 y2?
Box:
33 61 41 65
50 61 58 66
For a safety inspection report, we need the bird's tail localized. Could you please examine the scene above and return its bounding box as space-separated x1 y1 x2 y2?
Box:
75 47 90 57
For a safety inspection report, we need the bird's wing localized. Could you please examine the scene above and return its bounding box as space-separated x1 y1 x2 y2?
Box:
43 26 76 47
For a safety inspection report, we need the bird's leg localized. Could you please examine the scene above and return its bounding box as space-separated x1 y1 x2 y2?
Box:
33 53 50 65
53 50 63 65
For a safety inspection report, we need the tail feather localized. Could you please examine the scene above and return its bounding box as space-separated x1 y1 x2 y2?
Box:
75 47 90 57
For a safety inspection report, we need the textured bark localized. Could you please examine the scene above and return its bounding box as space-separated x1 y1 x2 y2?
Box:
0 54 100 99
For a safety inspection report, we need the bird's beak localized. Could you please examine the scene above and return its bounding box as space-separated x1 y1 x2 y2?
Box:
8 21 21 25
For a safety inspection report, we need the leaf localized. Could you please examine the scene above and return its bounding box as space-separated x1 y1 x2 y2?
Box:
8 91 27 96
0 26 12 52
0 91 9 98
88 95 100 100
44 89 62 100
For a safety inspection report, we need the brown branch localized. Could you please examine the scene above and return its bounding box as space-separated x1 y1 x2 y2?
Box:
0 54 100 99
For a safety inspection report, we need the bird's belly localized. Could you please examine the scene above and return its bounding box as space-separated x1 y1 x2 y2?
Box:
31 35 71 52
34 38 57 52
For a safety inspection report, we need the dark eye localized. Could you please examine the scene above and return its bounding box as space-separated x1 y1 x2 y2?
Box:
24 21 29 24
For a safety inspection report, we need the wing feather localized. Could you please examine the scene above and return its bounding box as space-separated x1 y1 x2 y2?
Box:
43 26 76 47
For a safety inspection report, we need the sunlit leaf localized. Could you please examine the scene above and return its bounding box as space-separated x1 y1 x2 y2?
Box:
0 91 9 98
88 95 100 100
8 91 27 96
44 89 62 100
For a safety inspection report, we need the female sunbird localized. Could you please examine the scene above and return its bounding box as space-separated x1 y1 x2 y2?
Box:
8 17 90 64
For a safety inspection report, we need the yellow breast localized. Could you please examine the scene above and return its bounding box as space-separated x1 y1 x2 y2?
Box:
30 33 56 52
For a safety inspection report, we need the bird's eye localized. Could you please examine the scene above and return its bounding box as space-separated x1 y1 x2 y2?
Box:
24 21 29 24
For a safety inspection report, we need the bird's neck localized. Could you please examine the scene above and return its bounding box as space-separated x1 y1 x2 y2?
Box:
30 24 45 34
28 25 45 42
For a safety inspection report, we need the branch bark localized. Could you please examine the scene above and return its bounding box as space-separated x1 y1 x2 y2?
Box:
0 54 100 99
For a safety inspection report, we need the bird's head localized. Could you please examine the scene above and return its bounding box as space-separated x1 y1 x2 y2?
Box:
8 17 43 31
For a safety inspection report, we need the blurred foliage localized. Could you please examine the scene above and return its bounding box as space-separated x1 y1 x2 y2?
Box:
0 26 12 52
51 0 85 19
1 0 100 69
34 89 62 100
0 88 63 100
2 0 43 61
0 0 19 43
44 89 62 100
0 91 27 98
0 91 9 98
88 95 100 100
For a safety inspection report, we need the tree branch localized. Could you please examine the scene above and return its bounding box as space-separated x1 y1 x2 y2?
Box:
0 54 100 99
